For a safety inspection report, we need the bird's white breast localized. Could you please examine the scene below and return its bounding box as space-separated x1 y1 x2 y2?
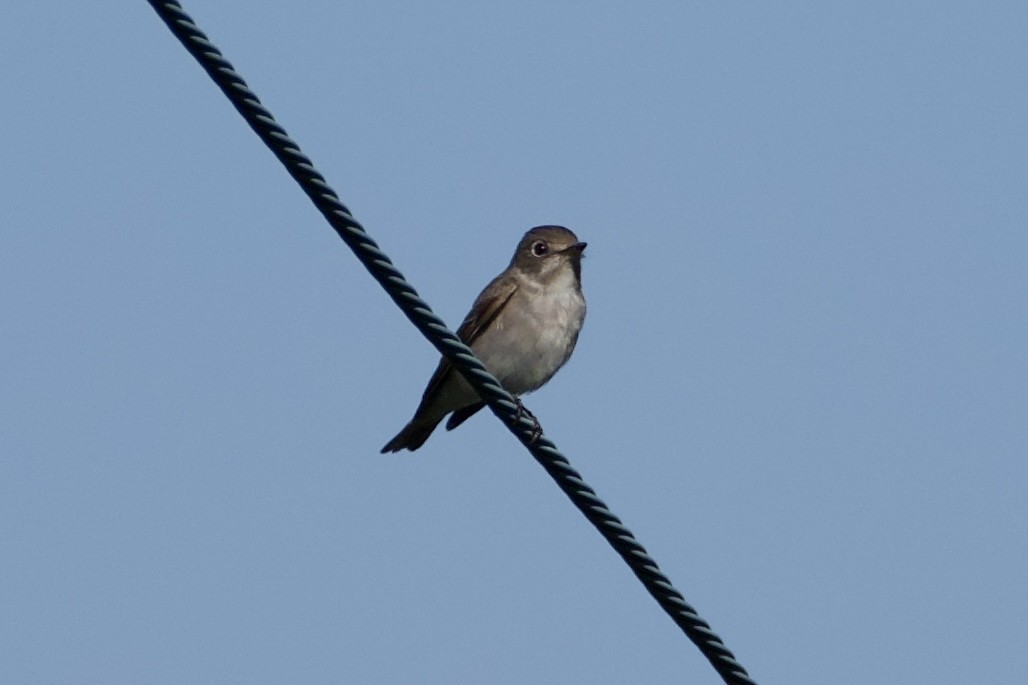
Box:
478 266 585 395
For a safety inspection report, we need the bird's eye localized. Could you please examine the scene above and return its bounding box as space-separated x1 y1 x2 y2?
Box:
531 241 548 257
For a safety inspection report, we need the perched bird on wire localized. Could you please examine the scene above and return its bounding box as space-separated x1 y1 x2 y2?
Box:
381 225 587 452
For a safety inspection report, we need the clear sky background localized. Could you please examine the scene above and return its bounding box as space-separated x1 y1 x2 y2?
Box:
2 3 1025 683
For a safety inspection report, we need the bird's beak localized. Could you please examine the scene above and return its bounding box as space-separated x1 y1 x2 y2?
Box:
561 242 587 256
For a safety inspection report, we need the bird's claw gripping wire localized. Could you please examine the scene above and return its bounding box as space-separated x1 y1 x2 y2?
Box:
514 398 543 444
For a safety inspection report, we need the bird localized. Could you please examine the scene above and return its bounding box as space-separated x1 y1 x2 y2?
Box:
381 225 587 452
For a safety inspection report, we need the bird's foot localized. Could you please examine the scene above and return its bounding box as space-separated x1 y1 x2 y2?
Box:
514 398 543 444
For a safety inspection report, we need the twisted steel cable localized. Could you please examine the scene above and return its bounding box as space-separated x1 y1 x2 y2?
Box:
146 3 756 683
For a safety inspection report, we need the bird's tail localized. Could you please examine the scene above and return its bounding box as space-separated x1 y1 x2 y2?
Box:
380 416 442 453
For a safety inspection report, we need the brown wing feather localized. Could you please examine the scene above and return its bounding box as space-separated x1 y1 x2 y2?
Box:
445 402 485 431
416 275 519 406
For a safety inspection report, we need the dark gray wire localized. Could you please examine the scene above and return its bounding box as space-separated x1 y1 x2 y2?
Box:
146 3 756 683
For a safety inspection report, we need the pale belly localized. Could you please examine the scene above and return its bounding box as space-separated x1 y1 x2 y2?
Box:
472 276 586 396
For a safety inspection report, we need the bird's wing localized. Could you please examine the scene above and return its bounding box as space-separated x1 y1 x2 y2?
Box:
417 275 519 406
445 401 485 431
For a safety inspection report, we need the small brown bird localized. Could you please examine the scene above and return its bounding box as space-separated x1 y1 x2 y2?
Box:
381 226 587 452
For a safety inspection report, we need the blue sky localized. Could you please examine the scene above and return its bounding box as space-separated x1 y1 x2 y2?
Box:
2 2 1025 683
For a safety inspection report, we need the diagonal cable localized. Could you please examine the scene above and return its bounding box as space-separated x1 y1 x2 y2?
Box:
146 3 756 683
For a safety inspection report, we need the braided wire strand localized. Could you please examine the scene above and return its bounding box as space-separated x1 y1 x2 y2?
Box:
146 3 756 683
